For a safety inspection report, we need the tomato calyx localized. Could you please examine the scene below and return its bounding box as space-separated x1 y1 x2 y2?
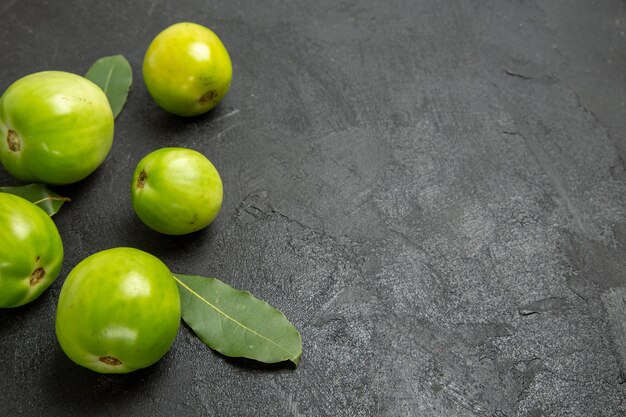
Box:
7 129 20 152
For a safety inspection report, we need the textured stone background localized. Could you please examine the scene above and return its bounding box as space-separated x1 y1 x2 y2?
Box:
1 0 625 416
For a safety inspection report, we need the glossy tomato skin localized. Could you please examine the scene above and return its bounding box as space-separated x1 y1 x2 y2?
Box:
131 147 223 235
0 192 63 308
0 71 114 185
143 22 232 117
55 248 181 374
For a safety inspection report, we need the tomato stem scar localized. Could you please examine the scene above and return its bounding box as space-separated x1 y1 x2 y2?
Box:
7 129 20 152
99 356 122 366
29 268 45 286
137 170 147 189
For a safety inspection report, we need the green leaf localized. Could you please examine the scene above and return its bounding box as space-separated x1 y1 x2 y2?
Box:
174 274 302 366
0 183 70 216
85 55 132 118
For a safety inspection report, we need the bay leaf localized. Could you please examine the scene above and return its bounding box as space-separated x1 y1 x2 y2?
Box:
0 183 70 216
85 55 132 118
174 274 302 366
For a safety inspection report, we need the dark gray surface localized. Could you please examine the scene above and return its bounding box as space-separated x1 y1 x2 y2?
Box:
1 0 625 415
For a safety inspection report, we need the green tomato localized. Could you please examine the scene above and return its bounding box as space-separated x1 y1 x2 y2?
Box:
55 247 181 374
0 192 63 308
143 22 232 117
0 71 114 185
131 147 223 235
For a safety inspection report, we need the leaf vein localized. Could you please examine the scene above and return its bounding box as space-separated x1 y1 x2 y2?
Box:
102 61 118 93
174 276 296 358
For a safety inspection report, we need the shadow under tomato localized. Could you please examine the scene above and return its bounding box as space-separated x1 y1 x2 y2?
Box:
0 289 55 333
117 210 220 264
42 344 173 414
50 161 112 222
141 97 236 139
0 303 34 334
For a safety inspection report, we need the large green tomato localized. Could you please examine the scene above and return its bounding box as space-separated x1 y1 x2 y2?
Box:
55 248 181 374
0 71 114 185
0 192 63 308
131 147 223 235
143 22 232 117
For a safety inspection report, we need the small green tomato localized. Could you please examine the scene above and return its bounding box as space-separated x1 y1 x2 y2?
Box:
0 71 114 185
143 22 232 116
131 147 223 235
0 192 63 308
55 248 181 374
